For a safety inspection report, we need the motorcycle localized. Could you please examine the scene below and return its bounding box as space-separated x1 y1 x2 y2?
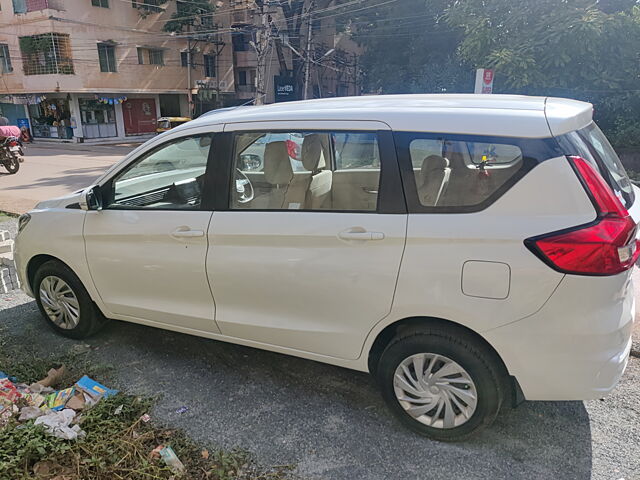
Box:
0 136 23 174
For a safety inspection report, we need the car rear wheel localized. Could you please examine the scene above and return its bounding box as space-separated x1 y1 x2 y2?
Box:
376 324 505 441
34 260 107 339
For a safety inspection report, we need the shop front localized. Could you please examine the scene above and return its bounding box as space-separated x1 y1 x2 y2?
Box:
122 98 158 136
0 102 26 125
27 96 74 140
79 98 117 139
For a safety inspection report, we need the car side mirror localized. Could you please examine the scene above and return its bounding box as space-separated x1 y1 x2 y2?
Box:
79 185 103 211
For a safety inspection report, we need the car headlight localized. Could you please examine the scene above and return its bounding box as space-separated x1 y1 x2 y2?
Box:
17 213 31 234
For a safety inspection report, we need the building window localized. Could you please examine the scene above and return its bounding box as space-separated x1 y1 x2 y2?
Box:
203 54 215 77
19 33 74 75
0 44 13 74
149 49 164 65
132 0 162 12
238 70 247 85
232 32 251 52
137 47 163 66
181 51 195 68
91 0 108 7
97 43 116 72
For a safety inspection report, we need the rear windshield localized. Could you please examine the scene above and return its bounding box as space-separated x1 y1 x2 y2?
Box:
557 123 635 208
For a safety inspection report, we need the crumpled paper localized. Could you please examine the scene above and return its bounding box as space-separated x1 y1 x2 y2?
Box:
18 406 45 421
34 409 85 440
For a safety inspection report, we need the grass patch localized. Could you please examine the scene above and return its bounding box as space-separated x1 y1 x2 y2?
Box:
0 211 17 222
0 350 295 480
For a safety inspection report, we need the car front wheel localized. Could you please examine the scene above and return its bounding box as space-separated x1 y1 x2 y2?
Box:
34 260 107 339
376 324 505 441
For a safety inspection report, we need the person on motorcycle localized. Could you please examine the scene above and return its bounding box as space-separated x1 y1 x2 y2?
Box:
0 116 22 174
0 117 20 140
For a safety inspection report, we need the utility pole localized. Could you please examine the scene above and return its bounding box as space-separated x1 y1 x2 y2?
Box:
251 1 273 106
303 2 314 100
187 35 193 117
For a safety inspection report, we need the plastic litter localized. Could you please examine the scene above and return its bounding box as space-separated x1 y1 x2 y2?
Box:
19 406 45 421
140 413 151 423
158 446 185 473
34 409 86 440
114 404 123 415
0 369 116 441
175 406 189 414
45 387 75 411
75 375 118 401
0 378 21 403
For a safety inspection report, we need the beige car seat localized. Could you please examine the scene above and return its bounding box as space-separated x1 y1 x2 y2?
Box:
301 134 333 209
418 155 451 206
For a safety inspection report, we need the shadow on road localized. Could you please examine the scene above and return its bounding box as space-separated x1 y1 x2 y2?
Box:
1 166 107 191
0 300 593 480
25 144 137 158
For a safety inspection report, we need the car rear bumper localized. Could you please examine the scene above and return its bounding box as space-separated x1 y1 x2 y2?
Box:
484 269 634 401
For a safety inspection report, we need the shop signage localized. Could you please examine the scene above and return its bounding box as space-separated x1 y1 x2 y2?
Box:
274 76 296 102
474 69 494 94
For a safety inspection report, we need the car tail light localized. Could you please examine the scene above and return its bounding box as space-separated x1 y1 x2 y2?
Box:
525 156 639 275
285 139 301 159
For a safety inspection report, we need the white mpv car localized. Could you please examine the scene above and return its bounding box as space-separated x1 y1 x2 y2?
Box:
15 95 637 441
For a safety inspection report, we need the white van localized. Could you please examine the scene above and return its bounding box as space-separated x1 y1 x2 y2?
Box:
14 95 637 440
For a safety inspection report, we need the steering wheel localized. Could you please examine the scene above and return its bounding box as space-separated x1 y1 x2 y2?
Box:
235 168 254 204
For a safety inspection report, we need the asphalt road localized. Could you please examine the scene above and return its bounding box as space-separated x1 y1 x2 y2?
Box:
0 143 134 214
0 220 638 479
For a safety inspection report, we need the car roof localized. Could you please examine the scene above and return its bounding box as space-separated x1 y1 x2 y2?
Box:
179 94 593 139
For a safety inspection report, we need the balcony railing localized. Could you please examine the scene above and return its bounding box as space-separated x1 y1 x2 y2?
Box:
13 0 64 14
236 85 256 93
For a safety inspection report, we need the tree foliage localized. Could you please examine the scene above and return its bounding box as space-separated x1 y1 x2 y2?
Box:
162 0 215 33
346 0 640 146
347 0 470 93
445 0 640 92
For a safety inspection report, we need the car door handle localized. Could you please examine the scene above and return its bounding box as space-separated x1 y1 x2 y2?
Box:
338 229 385 241
171 227 205 239
362 187 379 194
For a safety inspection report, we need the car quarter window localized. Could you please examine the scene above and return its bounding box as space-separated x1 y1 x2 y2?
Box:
396 132 532 210
231 131 381 212
108 135 212 209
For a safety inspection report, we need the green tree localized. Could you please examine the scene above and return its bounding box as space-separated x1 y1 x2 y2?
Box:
339 0 470 93
444 0 640 145
162 0 215 33
445 0 640 92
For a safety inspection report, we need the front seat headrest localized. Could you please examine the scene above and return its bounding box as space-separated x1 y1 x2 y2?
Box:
301 134 323 171
264 141 294 185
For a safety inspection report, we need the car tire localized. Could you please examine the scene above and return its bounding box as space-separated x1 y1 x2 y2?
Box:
33 260 107 339
376 324 505 441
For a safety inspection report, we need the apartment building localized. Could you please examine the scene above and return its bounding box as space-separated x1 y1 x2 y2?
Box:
0 0 360 142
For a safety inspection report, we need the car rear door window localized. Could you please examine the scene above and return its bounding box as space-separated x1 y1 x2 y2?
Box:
231 131 381 212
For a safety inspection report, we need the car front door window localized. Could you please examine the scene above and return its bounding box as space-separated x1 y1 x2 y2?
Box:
110 135 212 209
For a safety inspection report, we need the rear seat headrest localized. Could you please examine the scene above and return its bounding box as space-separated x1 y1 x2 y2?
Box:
301 134 323 171
264 141 293 185
421 155 450 175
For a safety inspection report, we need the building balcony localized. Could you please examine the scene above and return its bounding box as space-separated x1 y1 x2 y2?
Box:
234 51 257 68
236 84 256 100
13 0 64 14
